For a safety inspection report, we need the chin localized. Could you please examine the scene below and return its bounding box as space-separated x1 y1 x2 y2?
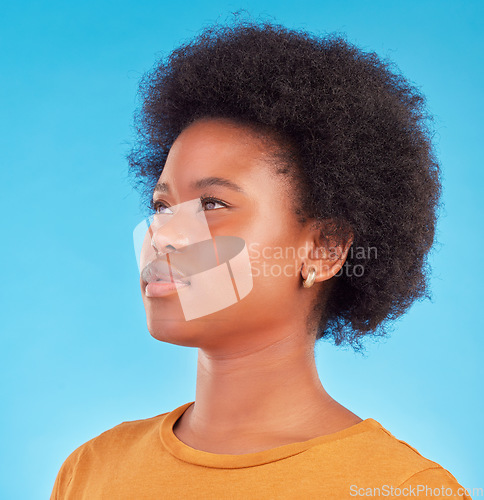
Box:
141 292 219 346
139 279 262 348
145 316 221 348
148 329 201 347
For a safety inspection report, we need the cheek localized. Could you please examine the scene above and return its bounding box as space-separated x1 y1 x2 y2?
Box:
140 261 301 349
140 214 305 342
245 241 302 317
250 254 299 288
246 228 303 288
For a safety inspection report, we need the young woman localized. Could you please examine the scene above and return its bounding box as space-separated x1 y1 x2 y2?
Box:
51 18 471 499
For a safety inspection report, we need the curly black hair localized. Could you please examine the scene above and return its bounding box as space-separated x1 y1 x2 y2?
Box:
127 15 442 351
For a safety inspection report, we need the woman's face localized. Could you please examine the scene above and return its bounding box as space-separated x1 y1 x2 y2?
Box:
140 118 317 353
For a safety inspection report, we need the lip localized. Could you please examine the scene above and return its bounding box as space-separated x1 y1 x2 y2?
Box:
146 272 190 284
144 280 190 298
160 263 190 283
142 260 191 298
141 259 191 287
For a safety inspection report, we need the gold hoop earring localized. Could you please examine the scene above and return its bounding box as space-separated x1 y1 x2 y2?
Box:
302 266 317 288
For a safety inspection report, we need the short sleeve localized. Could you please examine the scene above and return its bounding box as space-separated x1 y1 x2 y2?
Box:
50 444 86 500
398 467 472 499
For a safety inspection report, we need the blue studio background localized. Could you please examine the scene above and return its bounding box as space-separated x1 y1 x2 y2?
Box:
1 1 482 498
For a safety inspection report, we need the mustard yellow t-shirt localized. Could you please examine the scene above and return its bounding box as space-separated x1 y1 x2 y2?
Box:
50 402 471 499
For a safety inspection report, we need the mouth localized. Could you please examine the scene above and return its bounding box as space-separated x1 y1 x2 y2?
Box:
144 280 190 298
147 274 191 285
141 259 191 297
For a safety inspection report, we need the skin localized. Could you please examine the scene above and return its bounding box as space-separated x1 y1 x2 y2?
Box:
140 117 361 454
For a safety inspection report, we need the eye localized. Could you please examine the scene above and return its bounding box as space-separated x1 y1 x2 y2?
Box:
199 195 228 211
150 196 228 214
150 200 173 215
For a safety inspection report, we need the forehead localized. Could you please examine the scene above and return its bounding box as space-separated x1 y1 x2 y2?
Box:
158 119 281 187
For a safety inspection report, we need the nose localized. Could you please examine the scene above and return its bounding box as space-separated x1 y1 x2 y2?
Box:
150 219 191 255
148 198 213 255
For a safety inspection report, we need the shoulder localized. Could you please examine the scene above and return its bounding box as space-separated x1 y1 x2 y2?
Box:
373 420 469 497
311 418 469 496
50 411 169 499
397 467 472 499
75 411 168 455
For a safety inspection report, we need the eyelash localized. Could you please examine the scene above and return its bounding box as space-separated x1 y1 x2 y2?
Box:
150 195 229 214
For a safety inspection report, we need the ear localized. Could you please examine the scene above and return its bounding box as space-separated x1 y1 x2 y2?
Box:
301 220 354 283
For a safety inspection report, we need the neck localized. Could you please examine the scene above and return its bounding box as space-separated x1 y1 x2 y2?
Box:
175 328 361 451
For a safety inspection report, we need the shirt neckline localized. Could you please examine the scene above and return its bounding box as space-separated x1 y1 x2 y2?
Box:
159 401 382 469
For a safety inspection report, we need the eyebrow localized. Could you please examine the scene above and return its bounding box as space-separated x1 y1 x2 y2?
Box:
153 177 245 196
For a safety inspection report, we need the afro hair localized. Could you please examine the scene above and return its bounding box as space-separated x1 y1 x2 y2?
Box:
127 15 442 351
